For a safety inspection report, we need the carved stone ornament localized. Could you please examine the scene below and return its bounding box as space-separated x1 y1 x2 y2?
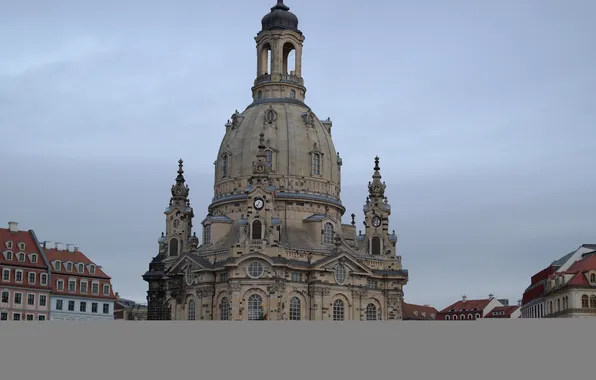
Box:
229 282 242 293
302 112 315 126
264 106 277 124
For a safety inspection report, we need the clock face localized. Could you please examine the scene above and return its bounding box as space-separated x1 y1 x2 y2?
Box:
372 216 381 228
173 219 180 228
253 198 265 211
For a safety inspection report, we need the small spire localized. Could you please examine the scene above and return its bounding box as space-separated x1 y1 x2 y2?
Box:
273 0 290 11
351 213 356 225
374 156 380 171
176 159 185 184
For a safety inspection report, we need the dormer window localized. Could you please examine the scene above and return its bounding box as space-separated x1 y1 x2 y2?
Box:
103 284 110 295
54 261 61 271
590 273 596 283
18 253 25 262
18 242 25 251
5 251 12 260
78 263 84 272
5 241 12 249
89 265 96 274
30 254 38 263
66 262 72 271
413 311 418 316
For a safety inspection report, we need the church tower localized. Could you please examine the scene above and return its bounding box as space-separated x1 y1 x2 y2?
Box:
145 1 408 321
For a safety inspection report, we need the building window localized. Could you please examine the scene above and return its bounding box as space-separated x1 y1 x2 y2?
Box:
445 315 451 320
247 261 264 279
468 314 473 320
6 241 12 249
89 265 95 274
220 297 230 320
5 252 12 260
39 295 47 307
26 314 34 321
366 303 377 321
203 224 211 245
475 313 481 319
322 222 334 244
1 291 8 303
14 293 22 304
18 253 25 262
40 273 48 285
257 90 263 100
220 273 228 282
80 281 88 293
68 300 75 311
590 295 596 309
27 294 35 306
557 298 560 312
13 313 21 321
2 269 9 281
103 304 110 314
188 299 196 320
333 299 345 321
222 155 229 177
38 315 46 321
68 280 76 292
291 272 302 282
80 302 87 312
92 283 99 294
582 295 589 308
78 264 84 272
247 294 263 321
591 273 596 283
56 299 63 310
66 262 72 271
169 238 179 257
453 315 458 320
289 297 301 320
15 270 22 282
312 153 321 175
54 261 61 271
91 302 98 313
28 272 35 284
18 242 25 251
371 236 381 255
57 280 64 291
31 254 37 263
290 89 296 99
334 264 346 285
251 219 263 240
103 284 110 295
367 279 378 289
0 312 7 320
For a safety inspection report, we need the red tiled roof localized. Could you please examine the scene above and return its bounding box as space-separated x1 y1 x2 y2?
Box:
566 254 596 273
566 272 591 286
402 303 438 320
44 248 111 279
484 305 519 318
0 227 48 269
439 298 492 313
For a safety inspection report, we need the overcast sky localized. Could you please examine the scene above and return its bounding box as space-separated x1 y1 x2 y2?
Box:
1 0 595 310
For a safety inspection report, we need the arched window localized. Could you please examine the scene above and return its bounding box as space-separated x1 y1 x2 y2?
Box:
247 261 264 279
475 313 481 319
222 155 228 177
591 273 596 283
266 150 273 168
257 90 263 100
453 315 458 320
371 236 381 255
188 299 196 321
219 297 230 320
557 298 560 312
290 90 296 99
365 303 377 321
251 219 262 240
445 315 451 320
590 295 596 309
168 238 179 257
581 295 589 308
289 297 301 320
332 299 345 321
468 314 473 320
203 224 211 245
248 294 263 321
460 315 465 320
334 264 346 285
312 153 321 175
323 222 334 244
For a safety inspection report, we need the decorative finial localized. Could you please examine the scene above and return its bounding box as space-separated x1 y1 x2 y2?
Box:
374 156 380 171
178 159 184 172
351 213 355 225
273 0 290 11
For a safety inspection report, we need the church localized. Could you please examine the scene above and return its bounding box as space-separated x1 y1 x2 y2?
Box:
143 0 409 321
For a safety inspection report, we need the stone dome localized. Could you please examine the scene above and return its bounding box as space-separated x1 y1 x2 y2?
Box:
214 98 341 209
260 1 300 33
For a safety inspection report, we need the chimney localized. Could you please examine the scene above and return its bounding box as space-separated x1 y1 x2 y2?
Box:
115 292 119 299
74 246 79 252
66 244 74 252
517 299 522 306
462 295 467 303
54 242 63 250
42 241 51 249
8 221 18 232
488 293 494 300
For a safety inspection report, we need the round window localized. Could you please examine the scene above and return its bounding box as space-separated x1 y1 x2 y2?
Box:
335 264 346 285
247 261 264 279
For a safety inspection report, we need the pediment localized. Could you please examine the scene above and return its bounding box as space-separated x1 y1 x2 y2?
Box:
302 214 331 223
168 253 210 275
313 252 372 275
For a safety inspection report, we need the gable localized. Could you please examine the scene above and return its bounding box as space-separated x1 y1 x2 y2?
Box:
313 252 372 274
167 253 210 274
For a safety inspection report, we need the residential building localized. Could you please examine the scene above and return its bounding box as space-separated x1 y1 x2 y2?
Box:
0 221 52 321
45 243 116 320
543 250 596 318
114 294 148 320
521 244 596 318
402 303 438 320
483 305 521 319
437 294 505 320
143 0 408 321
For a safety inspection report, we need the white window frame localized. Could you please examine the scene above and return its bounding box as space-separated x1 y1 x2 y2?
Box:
27 293 35 306
14 292 22 305
39 294 47 307
40 273 48 285
89 265 96 274
103 284 110 296
56 279 64 291
15 270 23 283
54 261 61 271
92 281 99 294
30 254 38 263
2 269 9 282
102 303 110 314
80 280 88 293
68 278 76 292
28 272 36 284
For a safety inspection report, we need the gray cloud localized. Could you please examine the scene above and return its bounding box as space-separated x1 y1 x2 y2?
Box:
1 0 595 309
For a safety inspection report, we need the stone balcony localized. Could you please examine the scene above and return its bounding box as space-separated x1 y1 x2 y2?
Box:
254 73 304 87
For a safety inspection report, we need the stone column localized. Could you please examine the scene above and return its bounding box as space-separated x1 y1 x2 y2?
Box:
229 282 242 321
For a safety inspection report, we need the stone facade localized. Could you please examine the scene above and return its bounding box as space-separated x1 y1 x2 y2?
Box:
143 1 408 321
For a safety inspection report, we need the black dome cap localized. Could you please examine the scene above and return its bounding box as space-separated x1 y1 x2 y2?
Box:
261 1 300 33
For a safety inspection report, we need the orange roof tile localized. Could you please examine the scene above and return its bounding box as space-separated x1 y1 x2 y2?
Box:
484 305 519 318
0 227 48 269
402 303 438 320
439 299 492 313
44 248 111 279
566 254 596 273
